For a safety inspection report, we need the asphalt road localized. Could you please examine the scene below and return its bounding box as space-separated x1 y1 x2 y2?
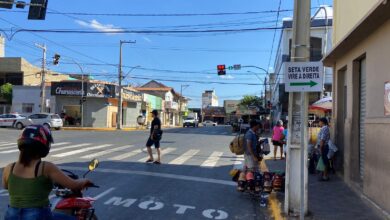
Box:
0 126 268 220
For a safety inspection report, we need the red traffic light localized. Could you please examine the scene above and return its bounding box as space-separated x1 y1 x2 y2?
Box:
217 65 225 70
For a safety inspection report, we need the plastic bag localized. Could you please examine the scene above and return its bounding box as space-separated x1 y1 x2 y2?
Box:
316 156 325 172
262 139 271 155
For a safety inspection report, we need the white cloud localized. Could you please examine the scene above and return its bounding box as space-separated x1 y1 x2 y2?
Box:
219 75 235 79
75 19 124 35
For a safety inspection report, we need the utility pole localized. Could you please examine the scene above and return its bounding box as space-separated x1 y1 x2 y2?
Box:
117 40 136 130
179 85 189 125
36 43 46 113
284 0 311 219
264 76 267 109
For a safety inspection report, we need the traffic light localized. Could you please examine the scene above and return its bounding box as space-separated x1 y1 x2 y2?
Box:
217 64 226 75
0 0 14 9
28 0 48 20
53 54 60 65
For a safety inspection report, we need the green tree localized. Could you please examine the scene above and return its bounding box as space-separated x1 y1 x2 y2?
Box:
239 95 263 107
0 83 12 104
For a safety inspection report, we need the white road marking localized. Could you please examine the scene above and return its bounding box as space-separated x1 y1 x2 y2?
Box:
60 166 236 186
138 147 176 162
232 155 244 170
52 142 70 146
168 149 199 165
0 143 14 147
0 145 17 151
81 145 134 159
201 151 224 167
52 144 112 158
93 187 116 200
0 143 83 154
50 143 92 153
109 149 143 161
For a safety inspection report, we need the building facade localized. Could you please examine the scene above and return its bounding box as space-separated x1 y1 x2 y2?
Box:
137 80 186 126
202 90 218 109
12 81 143 128
224 100 240 124
270 6 334 124
323 0 390 216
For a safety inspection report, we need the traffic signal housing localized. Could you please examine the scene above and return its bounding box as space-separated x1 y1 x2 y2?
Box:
53 54 60 65
217 64 226 75
28 0 48 20
0 0 14 9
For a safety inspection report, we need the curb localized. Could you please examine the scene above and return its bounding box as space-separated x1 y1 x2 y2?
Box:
61 126 181 132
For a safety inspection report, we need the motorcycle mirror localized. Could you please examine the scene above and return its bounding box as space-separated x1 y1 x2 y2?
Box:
88 159 99 171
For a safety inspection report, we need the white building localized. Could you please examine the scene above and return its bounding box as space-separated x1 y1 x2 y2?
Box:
12 85 54 114
202 90 218 109
270 6 334 123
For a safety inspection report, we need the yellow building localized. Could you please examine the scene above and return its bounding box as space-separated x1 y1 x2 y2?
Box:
324 0 390 216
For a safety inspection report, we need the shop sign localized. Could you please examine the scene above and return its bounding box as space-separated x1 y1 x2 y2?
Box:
385 81 390 116
52 82 116 98
87 83 116 98
51 82 84 96
122 89 143 102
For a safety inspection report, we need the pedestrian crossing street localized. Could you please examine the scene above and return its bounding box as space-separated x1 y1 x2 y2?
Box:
0 141 245 169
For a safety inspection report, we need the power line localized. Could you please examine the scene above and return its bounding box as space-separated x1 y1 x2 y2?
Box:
266 0 282 72
0 8 294 17
10 26 283 37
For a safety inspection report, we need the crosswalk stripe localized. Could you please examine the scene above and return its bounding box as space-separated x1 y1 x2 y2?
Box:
52 144 112 158
52 142 70 146
168 149 199 165
81 145 134 159
0 148 20 154
109 149 143 161
49 143 92 153
0 143 14 147
0 142 74 154
201 151 224 167
232 155 244 170
138 147 176 162
0 145 17 150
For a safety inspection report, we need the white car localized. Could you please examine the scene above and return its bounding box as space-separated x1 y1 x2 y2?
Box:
28 113 63 130
202 120 217 126
0 113 30 129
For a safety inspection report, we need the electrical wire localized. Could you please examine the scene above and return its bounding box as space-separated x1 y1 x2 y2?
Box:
266 0 282 74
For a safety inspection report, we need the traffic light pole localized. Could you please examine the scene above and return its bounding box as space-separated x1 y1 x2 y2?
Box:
36 43 46 113
284 0 310 219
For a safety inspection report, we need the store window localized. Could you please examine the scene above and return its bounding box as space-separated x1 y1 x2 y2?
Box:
22 103 34 113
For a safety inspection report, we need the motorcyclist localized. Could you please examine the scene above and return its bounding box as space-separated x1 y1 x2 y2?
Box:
1 125 93 219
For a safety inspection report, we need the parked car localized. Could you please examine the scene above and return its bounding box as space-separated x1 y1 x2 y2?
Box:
28 113 63 130
202 120 217 126
183 117 199 127
0 113 31 129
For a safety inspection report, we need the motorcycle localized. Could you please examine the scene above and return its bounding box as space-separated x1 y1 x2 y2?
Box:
51 159 100 220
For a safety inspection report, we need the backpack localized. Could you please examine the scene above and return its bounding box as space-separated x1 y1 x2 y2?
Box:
229 134 245 155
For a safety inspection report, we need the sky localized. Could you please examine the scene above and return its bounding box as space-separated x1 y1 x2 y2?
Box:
0 0 332 107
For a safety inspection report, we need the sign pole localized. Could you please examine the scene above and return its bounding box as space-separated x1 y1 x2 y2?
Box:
285 0 310 218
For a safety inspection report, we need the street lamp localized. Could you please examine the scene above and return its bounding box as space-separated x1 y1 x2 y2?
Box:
247 71 268 109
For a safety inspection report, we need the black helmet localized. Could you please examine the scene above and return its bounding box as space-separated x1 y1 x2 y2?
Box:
17 125 54 158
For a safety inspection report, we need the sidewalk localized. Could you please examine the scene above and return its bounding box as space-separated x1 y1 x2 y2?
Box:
263 154 384 219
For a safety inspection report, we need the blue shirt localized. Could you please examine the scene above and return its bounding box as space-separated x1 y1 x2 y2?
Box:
244 129 258 155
